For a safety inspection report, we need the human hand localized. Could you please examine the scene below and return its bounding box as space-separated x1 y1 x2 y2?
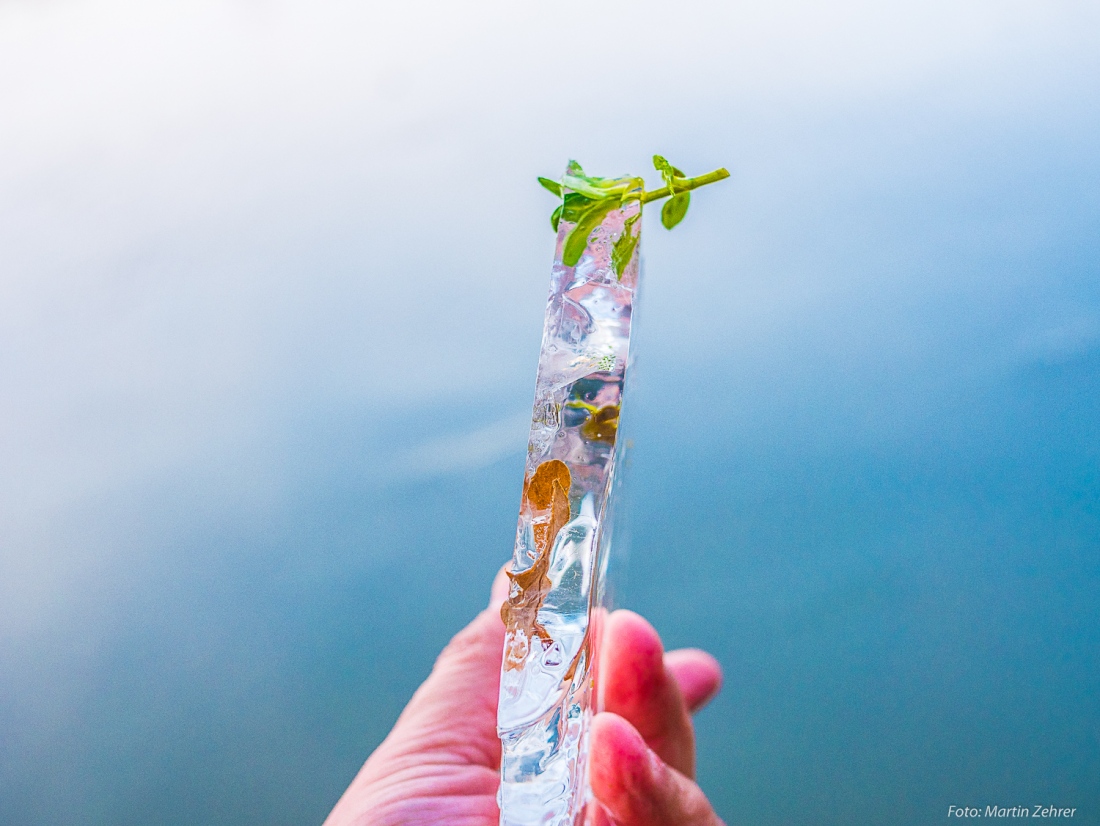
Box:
324 568 725 825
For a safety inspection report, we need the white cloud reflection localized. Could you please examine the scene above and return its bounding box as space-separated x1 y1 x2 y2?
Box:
392 412 529 480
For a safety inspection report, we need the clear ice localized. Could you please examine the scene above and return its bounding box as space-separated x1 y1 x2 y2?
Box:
497 177 641 825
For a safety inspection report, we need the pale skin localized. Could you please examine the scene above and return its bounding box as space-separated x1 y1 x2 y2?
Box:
324 567 726 826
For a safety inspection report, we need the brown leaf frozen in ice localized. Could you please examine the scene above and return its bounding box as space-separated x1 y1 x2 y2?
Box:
501 460 572 670
524 459 571 510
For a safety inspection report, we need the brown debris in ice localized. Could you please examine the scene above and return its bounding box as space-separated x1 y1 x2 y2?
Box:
501 459 572 670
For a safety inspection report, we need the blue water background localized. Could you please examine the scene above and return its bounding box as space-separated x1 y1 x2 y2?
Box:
1 3 1098 823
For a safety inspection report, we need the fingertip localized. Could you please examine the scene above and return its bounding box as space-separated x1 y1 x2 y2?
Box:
589 712 655 804
665 648 723 713
599 610 705 777
599 610 666 710
590 712 724 826
605 610 665 660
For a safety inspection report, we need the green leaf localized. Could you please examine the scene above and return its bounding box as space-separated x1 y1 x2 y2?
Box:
562 172 643 202
562 174 627 200
562 198 618 267
538 177 563 198
551 192 609 236
560 192 595 223
543 157 728 242
612 213 640 279
661 192 690 229
654 155 687 191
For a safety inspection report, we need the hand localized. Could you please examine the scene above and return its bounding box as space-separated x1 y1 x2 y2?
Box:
324 568 725 825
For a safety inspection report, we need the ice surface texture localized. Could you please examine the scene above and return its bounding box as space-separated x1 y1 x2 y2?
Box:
497 178 641 825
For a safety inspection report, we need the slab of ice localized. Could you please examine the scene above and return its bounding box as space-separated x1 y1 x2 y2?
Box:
497 177 641 826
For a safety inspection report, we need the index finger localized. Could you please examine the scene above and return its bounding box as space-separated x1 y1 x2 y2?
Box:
597 610 697 777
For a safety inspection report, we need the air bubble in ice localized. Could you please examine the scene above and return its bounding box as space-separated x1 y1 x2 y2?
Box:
543 643 563 667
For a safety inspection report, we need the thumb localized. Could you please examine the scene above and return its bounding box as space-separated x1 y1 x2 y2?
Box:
367 564 511 769
322 568 510 824
589 712 725 826
400 562 510 724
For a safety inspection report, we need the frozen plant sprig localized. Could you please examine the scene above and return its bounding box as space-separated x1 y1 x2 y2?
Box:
538 156 730 276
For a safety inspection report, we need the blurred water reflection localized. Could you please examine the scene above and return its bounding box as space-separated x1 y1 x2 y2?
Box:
1 2 1099 824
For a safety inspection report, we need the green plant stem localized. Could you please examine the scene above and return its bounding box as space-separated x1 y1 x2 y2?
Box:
640 167 730 204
